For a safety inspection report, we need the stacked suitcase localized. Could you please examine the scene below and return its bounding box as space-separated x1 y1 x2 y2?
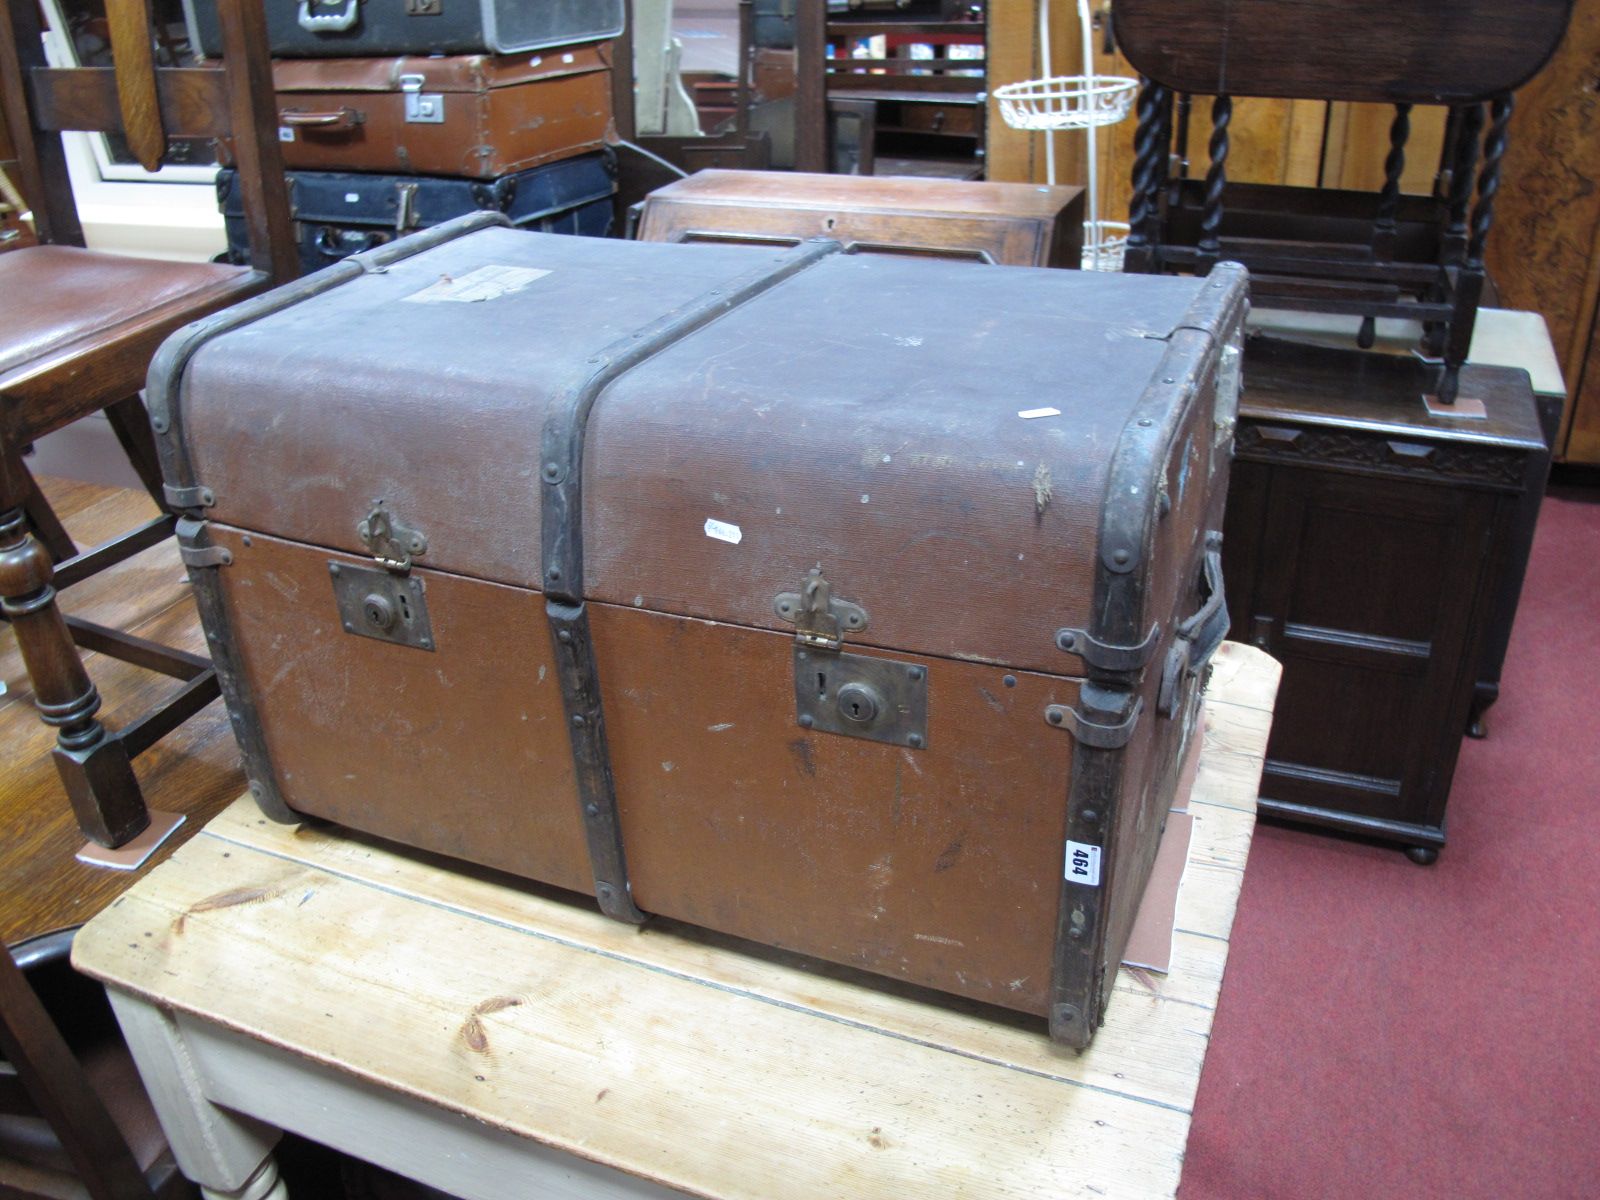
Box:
190 0 625 272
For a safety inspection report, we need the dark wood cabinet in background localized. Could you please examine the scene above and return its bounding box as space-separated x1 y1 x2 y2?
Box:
1223 340 1550 862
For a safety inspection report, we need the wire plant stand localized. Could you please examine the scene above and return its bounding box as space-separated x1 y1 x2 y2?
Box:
992 0 1138 270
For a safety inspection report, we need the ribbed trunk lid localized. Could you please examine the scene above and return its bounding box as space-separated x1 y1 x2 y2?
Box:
170 226 1215 677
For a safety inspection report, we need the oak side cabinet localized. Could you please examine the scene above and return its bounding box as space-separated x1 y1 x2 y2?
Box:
1223 338 1550 862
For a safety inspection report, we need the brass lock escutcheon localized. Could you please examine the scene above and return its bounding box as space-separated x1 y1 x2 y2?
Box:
777 567 927 749
335 500 434 650
329 561 435 652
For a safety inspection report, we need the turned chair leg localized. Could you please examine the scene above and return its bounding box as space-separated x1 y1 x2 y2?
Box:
0 506 148 846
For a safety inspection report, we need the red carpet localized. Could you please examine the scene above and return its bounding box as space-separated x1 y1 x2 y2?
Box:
1182 485 1600 1200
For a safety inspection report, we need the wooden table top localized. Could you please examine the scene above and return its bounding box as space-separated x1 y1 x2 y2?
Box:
75 644 1279 1200
1 478 244 948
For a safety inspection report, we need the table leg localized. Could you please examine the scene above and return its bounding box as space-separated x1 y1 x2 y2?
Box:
201 1160 288 1200
105 988 290 1198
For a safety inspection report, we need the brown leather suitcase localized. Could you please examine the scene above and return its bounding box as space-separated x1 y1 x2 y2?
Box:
636 169 1086 267
246 48 612 178
149 216 1247 1047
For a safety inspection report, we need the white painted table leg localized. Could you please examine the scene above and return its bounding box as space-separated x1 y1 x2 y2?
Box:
105 988 289 1198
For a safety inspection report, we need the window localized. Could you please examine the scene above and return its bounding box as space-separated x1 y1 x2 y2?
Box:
42 0 218 183
35 0 225 258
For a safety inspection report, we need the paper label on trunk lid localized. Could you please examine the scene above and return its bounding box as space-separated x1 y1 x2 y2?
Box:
402 265 551 304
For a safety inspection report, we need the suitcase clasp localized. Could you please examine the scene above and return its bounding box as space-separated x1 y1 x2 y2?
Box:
779 568 926 749
773 566 868 651
357 499 428 573
400 74 445 124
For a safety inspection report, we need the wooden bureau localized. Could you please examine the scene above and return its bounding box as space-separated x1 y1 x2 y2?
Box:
635 169 1085 266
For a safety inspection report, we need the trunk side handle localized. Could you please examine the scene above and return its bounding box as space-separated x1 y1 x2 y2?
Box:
1157 532 1228 718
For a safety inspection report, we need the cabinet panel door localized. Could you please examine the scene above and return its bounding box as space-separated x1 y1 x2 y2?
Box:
1221 457 1272 650
1252 469 1494 826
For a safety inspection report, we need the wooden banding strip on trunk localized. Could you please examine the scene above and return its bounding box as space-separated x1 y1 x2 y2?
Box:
538 238 845 924
148 213 514 828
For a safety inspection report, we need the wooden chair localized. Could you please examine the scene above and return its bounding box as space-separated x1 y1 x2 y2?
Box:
0 0 294 848
1114 0 1575 404
0 931 190 1199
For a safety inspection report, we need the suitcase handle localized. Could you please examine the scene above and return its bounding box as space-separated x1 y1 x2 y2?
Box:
297 0 359 32
279 107 365 131
1157 533 1228 718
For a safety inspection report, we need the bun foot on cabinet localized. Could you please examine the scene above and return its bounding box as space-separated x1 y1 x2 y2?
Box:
1466 682 1498 739
1405 845 1440 866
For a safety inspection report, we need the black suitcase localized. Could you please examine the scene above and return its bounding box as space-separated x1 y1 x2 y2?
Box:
217 152 616 274
754 0 795 48
184 0 624 58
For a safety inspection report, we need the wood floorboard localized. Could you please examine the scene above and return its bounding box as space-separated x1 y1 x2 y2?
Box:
2 477 242 948
31 476 124 526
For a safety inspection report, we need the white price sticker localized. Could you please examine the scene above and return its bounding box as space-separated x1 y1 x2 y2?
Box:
402 265 551 305
703 517 743 545
1065 840 1102 887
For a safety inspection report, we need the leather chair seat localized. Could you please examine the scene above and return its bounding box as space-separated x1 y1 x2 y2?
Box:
0 244 254 383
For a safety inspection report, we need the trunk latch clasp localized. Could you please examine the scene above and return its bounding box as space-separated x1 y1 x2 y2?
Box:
357 499 427 574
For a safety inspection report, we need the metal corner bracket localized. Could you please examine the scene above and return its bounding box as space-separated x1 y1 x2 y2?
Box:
1053 621 1160 672
164 483 215 510
1043 696 1144 750
178 543 232 569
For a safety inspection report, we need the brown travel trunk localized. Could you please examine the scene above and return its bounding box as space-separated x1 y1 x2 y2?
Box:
636 169 1086 267
231 48 612 178
149 218 1247 1047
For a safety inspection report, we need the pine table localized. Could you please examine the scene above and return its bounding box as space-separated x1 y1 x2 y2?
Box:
73 644 1280 1200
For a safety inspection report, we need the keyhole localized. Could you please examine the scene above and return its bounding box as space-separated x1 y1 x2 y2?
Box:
361 593 395 632
398 592 412 622
835 682 881 725
816 671 828 699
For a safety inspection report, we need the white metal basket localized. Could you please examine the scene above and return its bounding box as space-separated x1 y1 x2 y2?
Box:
993 75 1139 132
1082 220 1130 272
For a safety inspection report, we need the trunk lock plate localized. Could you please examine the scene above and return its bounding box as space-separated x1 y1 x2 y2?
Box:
330 561 435 651
794 647 927 750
